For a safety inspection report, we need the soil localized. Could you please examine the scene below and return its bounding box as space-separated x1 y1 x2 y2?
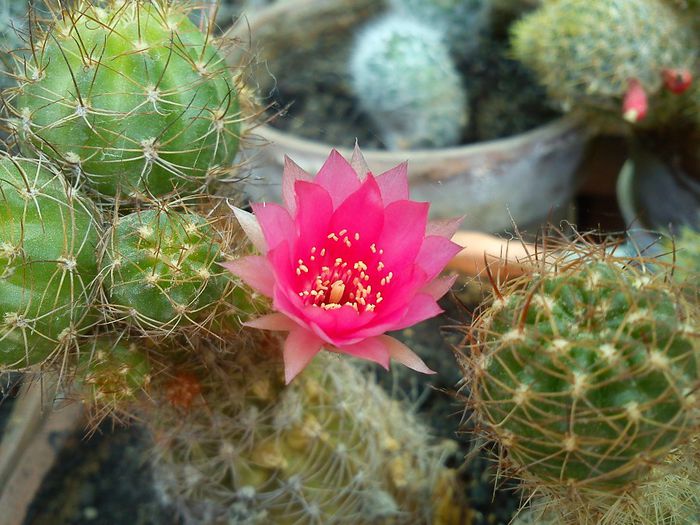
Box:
264 10 559 149
12 280 521 525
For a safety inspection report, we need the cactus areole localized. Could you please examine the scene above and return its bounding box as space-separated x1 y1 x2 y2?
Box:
470 259 699 495
0 157 98 369
14 0 240 200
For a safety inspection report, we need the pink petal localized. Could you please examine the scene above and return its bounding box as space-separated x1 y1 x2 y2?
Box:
380 335 435 374
377 200 430 271
329 175 384 242
426 216 464 239
283 328 324 384
416 236 464 281
221 256 274 297
229 205 267 253
334 336 390 369
375 162 409 205
302 305 372 347
267 241 294 290
420 274 457 300
350 142 371 180
391 293 444 331
244 313 298 331
282 156 312 214
315 149 362 208
251 202 295 252
294 180 333 250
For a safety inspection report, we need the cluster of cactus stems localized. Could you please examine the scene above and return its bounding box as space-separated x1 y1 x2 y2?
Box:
512 0 698 130
460 240 700 524
0 1 467 523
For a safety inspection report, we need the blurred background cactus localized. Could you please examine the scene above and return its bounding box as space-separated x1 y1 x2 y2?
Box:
461 242 700 524
349 15 468 150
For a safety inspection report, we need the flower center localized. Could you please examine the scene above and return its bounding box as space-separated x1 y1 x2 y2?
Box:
295 229 393 313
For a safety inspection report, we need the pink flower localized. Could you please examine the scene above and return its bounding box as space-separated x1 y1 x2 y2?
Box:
224 146 462 383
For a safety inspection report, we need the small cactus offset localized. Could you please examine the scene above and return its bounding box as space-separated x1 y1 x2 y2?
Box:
388 0 490 60
512 0 697 128
349 15 468 150
9 0 241 201
101 205 249 338
152 339 465 525
462 246 700 523
0 155 99 370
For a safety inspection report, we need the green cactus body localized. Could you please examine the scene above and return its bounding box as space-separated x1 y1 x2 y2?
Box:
349 15 468 150
0 156 98 369
13 0 240 200
512 0 697 126
468 259 699 504
153 347 464 525
79 339 151 413
103 208 237 336
389 0 490 60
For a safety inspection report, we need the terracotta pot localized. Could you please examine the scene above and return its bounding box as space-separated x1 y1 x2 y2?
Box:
227 0 589 232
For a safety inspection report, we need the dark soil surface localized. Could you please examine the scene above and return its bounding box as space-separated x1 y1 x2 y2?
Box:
264 10 559 149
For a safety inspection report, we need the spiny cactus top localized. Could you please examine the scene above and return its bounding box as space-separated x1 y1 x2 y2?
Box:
225 147 462 383
11 0 240 201
512 0 697 126
466 252 699 503
0 156 99 369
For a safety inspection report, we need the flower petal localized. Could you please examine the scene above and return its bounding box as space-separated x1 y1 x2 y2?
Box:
282 155 312 214
335 336 390 369
283 328 324 384
391 293 444 331
315 149 362 208
378 200 430 270
420 274 457 300
380 335 435 374
221 256 274 296
329 175 384 242
416 236 464 281
375 162 409 205
350 142 371 180
244 313 298 331
229 204 266 253
426 216 464 239
294 180 334 251
251 202 296 252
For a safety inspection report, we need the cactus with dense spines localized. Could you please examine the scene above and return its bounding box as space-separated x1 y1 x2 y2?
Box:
388 0 490 60
101 206 251 338
152 338 466 525
9 0 241 201
0 156 99 370
77 338 151 421
463 249 700 523
512 0 697 128
349 15 468 150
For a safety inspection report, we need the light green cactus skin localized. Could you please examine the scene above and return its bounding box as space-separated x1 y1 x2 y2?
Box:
0 156 99 369
79 338 151 412
349 15 468 150
512 0 697 126
153 346 464 525
468 259 699 503
103 208 235 334
389 0 490 60
13 0 240 200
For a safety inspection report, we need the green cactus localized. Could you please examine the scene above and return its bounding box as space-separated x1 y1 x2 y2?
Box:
0 156 99 370
464 251 699 523
10 0 241 201
152 341 465 525
349 14 468 150
102 207 245 337
512 0 697 128
388 0 490 60
78 338 151 418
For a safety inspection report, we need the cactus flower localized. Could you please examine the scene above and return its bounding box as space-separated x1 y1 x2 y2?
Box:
225 147 461 383
622 78 648 122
